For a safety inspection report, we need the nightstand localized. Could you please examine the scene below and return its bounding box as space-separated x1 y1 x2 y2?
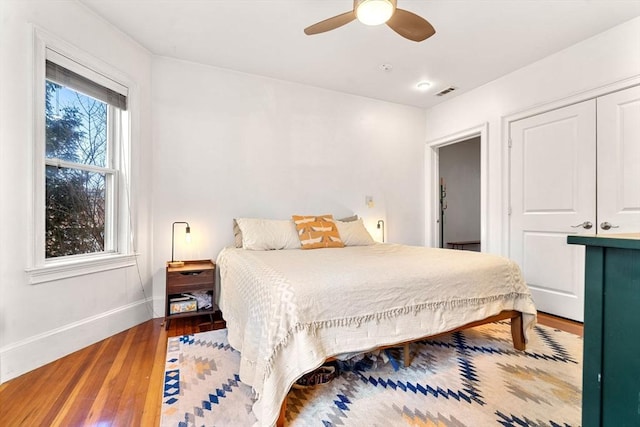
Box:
165 259 216 330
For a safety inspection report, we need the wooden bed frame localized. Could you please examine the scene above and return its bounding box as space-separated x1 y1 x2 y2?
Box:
275 309 525 426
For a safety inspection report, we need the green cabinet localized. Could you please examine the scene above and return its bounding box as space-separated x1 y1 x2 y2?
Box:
568 234 640 427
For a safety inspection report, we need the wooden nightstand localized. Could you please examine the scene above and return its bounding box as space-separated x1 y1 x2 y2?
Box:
165 259 216 330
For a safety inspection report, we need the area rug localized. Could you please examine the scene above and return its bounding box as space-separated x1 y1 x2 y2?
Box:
160 321 582 427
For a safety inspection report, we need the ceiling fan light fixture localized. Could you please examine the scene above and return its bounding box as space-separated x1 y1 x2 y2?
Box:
356 0 394 26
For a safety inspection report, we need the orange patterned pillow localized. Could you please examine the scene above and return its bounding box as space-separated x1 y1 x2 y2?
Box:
292 214 344 249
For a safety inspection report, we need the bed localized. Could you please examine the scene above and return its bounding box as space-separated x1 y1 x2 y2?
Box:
217 219 537 427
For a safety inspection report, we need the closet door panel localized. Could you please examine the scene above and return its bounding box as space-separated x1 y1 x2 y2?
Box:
597 86 640 233
509 100 596 321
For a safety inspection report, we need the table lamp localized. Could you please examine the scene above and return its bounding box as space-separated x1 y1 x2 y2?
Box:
169 221 191 268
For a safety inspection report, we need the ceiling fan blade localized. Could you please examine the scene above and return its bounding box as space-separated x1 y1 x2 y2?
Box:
386 8 435 42
304 10 356 35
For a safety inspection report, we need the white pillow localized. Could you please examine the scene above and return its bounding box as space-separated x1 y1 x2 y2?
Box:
335 218 375 246
234 218 301 250
232 219 243 248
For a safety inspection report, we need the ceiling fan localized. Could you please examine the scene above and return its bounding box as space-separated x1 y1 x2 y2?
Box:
304 0 436 42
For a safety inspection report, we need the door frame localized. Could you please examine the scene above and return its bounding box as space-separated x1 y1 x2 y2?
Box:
424 123 488 250
501 75 640 255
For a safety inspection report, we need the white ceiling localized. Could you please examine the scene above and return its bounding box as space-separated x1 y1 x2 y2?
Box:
80 0 640 109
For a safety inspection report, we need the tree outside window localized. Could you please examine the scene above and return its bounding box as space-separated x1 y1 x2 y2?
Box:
45 81 111 258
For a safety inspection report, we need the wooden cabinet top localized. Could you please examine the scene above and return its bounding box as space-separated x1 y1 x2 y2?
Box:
568 233 640 250
166 259 215 273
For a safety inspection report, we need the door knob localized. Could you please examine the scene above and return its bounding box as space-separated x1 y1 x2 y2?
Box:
600 222 619 230
571 221 593 229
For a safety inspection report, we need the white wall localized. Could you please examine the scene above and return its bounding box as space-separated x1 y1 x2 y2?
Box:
424 16 640 256
0 1 153 382
151 57 427 313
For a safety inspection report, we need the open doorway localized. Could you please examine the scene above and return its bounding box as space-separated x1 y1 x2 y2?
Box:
424 123 487 251
438 137 481 251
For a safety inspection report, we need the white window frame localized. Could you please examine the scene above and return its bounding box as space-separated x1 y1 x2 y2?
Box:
27 27 136 284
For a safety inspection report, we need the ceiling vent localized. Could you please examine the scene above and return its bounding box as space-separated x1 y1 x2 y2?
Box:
436 86 457 96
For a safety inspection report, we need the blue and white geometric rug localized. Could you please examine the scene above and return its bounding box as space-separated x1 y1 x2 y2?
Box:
160 321 582 426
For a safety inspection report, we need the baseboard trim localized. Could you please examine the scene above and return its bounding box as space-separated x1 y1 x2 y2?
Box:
0 299 152 383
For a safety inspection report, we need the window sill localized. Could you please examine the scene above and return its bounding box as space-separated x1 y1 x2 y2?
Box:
26 253 138 284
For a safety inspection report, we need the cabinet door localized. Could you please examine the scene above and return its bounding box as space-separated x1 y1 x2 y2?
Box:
597 86 640 233
509 100 596 321
601 246 640 426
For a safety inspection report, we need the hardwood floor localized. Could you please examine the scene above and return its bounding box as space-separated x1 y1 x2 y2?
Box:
0 314 223 427
0 312 581 426
537 311 584 337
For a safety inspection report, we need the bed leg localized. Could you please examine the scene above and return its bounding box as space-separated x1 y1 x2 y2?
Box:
276 397 286 427
510 313 526 351
403 342 412 367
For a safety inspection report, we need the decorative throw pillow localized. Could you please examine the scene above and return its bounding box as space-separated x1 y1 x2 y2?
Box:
292 214 345 249
336 218 375 246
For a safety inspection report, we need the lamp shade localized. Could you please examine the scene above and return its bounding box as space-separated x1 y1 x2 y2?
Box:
356 0 394 26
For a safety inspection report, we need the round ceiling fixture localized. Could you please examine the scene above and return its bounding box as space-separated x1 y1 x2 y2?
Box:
416 80 432 90
356 0 394 26
379 63 393 72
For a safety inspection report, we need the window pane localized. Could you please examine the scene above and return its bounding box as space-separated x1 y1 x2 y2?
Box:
45 80 107 167
45 165 106 258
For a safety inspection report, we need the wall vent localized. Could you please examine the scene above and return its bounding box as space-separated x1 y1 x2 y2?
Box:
436 86 457 96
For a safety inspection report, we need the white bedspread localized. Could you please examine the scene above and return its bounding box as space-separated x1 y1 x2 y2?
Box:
217 244 537 427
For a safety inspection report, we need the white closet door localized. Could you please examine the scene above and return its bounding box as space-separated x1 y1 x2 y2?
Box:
509 100 596 321
597 86 640 233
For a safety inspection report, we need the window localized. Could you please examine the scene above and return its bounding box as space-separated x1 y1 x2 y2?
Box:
44 59 126 259
28 35 135 283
